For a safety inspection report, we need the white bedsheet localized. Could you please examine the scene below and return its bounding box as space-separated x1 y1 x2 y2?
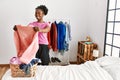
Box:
2 61 113 80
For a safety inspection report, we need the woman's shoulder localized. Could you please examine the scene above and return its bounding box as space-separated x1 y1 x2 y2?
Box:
44 22 50 26
28 21 38 27
28 21 50 27
29 21 49 25
29 21 38 25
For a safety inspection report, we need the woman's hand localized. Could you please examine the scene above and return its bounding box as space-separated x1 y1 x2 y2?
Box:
33 27 39 32
13 25 17 31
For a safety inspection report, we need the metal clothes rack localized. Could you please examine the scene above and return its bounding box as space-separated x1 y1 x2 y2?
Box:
46 18 71 65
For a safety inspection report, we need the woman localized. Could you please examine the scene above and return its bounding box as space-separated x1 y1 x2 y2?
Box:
28 5 50 65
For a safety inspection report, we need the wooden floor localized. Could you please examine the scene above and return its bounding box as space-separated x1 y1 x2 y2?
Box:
0 64 10 80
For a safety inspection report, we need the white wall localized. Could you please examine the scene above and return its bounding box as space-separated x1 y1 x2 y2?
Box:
0 0 88 64
87 0 108 57
0 0 108 64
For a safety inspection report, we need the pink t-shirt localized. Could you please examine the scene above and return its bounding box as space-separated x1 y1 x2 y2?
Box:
28 21 50 45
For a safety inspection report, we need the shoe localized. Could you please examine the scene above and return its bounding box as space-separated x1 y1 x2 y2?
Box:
51 57 56 63
54 57 61 63
37 63 42 65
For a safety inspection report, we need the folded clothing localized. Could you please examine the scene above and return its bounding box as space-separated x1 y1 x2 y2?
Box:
10 57 21 64
19 58 41 74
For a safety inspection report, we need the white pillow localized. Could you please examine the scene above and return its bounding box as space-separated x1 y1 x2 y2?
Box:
103 64 120 80
95 56 120 67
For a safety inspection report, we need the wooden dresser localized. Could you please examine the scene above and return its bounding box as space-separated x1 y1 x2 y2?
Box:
77 41 98 64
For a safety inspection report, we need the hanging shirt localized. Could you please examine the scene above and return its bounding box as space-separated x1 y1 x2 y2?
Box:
64 22 72 51
55 21 66 51
65 22 72 43
28 21 50 45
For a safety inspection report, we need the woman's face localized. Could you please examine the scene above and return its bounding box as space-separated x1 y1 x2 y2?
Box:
35 9 44 21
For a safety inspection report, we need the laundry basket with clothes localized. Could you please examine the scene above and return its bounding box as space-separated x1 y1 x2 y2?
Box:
10 25 40 77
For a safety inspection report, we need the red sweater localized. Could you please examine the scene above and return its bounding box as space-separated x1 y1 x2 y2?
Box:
50 23 58 51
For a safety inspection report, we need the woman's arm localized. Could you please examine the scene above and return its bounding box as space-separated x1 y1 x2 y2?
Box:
33 26 50 33
39 26 50 33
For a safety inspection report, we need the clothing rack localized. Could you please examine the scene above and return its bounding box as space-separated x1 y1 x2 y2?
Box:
46 18 71 65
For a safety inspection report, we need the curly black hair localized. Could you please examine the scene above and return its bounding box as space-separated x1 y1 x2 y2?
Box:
36 5 48 15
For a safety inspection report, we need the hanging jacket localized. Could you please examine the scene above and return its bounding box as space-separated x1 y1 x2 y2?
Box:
14 25 38 64
50 22 58 51
55 21 66 51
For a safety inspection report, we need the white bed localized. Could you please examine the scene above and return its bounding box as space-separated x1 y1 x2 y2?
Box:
2 56 120 80
95 56 120 80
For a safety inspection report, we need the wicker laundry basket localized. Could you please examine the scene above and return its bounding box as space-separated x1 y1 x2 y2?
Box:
10 63 37 77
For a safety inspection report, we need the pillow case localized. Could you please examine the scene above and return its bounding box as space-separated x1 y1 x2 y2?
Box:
95 56 120 67
103 64 120 80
